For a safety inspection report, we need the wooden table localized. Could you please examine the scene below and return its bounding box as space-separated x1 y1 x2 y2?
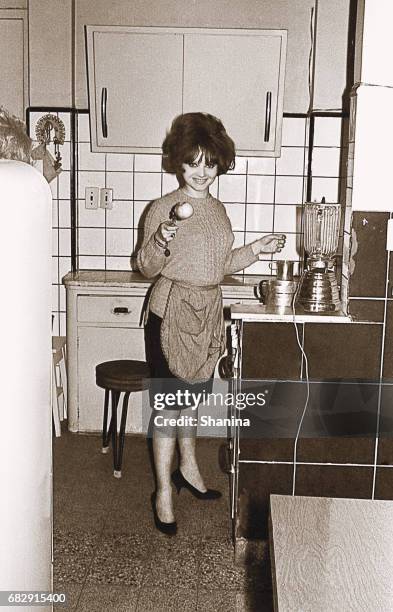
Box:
269 495 393 612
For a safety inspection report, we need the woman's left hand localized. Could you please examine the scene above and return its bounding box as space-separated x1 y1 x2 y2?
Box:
251 234 286 255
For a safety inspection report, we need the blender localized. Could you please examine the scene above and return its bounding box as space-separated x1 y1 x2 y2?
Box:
296 200 341 312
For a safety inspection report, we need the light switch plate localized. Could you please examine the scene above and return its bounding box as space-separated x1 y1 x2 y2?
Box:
100 188 113 209
85 187 99 209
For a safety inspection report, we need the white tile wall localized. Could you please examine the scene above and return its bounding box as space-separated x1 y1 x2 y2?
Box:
29 110 345 334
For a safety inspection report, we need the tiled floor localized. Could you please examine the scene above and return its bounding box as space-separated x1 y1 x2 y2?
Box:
53 427 274 611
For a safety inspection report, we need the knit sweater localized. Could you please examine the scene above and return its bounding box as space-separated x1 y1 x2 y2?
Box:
137 188 259 317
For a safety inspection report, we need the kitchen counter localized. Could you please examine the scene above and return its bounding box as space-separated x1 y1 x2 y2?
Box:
62 269 265 297
230 303 352 323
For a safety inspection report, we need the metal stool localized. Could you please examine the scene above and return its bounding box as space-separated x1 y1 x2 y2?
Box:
95 359 150 478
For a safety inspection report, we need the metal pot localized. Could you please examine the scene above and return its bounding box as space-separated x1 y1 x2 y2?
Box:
269 260 295 281
258 278 298 310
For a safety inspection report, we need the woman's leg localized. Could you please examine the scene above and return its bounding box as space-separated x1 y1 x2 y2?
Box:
177 405 207 492
153 408 179 522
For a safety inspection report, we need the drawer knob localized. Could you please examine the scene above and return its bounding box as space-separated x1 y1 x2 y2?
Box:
113 306 130 315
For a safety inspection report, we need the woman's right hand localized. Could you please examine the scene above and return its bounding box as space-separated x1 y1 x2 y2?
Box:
155 221 179 244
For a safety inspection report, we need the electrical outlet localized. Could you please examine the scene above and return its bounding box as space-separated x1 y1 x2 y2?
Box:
85 187 99 209
100 188 113 210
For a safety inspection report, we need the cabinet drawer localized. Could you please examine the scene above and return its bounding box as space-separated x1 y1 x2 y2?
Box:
78 295 145 325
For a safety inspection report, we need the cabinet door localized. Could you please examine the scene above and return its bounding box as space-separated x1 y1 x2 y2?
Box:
183 32 286 156
0 11 27 118
87 28 183 152
77 326 148 432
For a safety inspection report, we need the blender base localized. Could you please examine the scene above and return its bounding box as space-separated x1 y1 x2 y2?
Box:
296 270 341 313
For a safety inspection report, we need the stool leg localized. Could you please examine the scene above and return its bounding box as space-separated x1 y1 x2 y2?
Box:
102 389 111 453
111 390 120 475
113 391 130 478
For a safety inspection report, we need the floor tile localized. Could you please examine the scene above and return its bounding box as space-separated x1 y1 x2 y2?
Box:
53 583 83 610
86 556 145 587
54 527 100 558
76 585 138 611
54 555 91 585
136 587 197 611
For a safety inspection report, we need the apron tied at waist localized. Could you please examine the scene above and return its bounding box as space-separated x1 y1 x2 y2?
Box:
160 280 225 383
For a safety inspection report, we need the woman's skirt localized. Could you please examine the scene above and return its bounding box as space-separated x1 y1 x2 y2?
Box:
145 310 213 411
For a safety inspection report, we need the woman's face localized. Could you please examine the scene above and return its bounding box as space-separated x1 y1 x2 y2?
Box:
181 151 218 198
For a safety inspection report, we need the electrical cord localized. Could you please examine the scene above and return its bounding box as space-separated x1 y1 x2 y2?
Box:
291 275 310 495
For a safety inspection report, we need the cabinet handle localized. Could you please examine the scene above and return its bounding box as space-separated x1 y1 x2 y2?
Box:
113 306 130 315
264 91 272 142
101 87 108 138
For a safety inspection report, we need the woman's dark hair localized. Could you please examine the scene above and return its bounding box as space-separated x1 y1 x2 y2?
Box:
162 112 235 183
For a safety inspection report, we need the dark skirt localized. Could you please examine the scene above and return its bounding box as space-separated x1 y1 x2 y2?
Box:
145 311 213 411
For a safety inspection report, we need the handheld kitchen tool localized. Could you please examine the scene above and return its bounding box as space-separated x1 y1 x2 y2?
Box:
163 201 194 257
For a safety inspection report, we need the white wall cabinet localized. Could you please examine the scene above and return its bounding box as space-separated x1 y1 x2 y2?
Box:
0 9 28 118
86 26 287 157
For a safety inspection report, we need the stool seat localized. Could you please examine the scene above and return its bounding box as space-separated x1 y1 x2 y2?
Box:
96 360 150 392
95 359 150 478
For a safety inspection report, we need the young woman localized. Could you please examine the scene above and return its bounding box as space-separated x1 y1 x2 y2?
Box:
137 112 285 534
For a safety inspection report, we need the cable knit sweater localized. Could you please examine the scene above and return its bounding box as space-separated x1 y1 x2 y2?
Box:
137 188 259 317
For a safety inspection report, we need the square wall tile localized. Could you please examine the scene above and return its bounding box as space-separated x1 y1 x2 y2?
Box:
310 177 340 203
107 171 133 200
281 117 307 146
245 204 274 232
78 143 105 171
106 228 133 256
312 147 341 177
59 229 71 256
294 465 373 499
106 153 134 171
52 199 58 228
49 173 58 198
275 176 304 204
78 256 105 269
78 228 105 256
77 113 91 143
134 172 162 201
58 171 70 199
383 301 393 380
224 202 246 231
58 200 71 228
247 157 275 175
218 174 246 202
313 117 342 147
134 201 150 228
273 205 299 234
242 322 302 379
349 212 389 298
58 256 72 281
78 202 105 228
244 259 272 275
276 147 305 176
52 257 59 283
232 231 246 249
52 230 58 256
134 154 162 172
246 175 275 203
78 171 105 199
106 256 132 271
303 323 383 380
162 172 178 195
230 156 248 174
106 200 133 228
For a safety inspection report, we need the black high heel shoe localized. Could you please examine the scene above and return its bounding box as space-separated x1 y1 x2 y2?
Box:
151 492 177 536
171 468 222 500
